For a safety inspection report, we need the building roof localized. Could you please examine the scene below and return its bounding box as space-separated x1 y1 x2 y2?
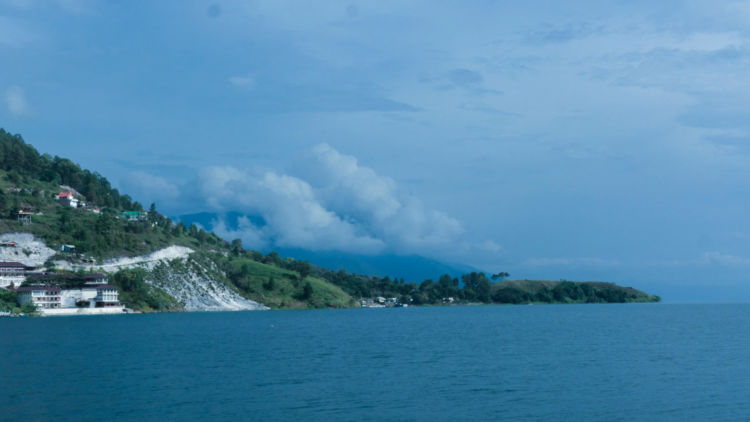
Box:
76 283 118 290
15 285 61 292
58 192 74 198
0 262 30 269
26 272 106 285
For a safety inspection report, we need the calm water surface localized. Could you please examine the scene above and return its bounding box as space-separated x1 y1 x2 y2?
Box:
2 304 750 421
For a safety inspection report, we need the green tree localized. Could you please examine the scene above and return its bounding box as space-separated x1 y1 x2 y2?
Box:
231 238 243 255
263 276 276 291
301 282 313 300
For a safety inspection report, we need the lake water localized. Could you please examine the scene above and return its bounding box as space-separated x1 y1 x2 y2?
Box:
2 304 750 421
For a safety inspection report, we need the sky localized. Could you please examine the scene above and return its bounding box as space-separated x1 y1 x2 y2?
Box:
2 0 750 301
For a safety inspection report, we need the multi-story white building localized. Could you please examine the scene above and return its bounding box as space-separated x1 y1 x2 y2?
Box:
16 286 61 309
14 270 124 314
0 262 30 289
94 285 120 307
59 283 121 308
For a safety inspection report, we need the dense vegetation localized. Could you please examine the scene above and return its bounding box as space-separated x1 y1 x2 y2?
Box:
0 289 35 314
0 129 143 210
111 269 181 312
211 251 356 309
316 269 659 305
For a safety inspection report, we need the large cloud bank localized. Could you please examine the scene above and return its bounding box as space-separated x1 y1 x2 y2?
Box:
199 144 471 257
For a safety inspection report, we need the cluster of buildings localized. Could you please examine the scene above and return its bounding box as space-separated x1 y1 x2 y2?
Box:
57 190 101 214
359 297 405 308
7 186 105 228
121 210 148 222
0 261 123 315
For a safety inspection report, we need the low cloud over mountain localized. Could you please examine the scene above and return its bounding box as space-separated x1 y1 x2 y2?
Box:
198 144 490 261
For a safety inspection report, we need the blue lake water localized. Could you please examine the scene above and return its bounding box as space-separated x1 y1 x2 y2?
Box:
2 304 750 421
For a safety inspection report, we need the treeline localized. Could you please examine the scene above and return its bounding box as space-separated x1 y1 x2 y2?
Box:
491 281 659 304
318 269 497 304
0 129 140 210
315 268 658 305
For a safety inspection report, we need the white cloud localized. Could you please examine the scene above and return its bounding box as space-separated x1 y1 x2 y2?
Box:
303 143 465 254
54 0 96 15
199 166 386 254
122 171 180 200
229 75 256 89
521 257 620 267
4 85 31 117
660 251 750 267
477 240 502 253
212 216 267 250
197 144 485 259
699 251 750 266
3 0 95 14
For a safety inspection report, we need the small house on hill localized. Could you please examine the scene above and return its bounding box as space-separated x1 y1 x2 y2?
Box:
121 211 147 222
59 244 76 253
17 209 33 225
58 191 79 208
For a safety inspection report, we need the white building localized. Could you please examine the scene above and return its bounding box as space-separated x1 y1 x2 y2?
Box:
95 285 120 307
58 192 79 208
16 271 121 312
59 284 121 308
16 286 61 309
0 262 30 289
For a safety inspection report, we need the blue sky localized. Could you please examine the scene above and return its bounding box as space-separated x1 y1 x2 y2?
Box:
3 0 750 301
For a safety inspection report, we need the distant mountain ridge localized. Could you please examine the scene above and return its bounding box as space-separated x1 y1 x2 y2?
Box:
178 211 477 282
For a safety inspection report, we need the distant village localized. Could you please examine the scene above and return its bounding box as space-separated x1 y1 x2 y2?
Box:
359 296 409 308
11 184 149 227
1 185 144 316
0 259 124 316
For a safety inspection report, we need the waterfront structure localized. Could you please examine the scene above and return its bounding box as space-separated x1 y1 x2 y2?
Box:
16 285 61 309
59 283 120 308
94 285 120 307
18 272 122 312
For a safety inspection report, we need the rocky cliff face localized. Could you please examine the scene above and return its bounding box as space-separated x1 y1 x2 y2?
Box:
146 256 268 311
0 233 56 266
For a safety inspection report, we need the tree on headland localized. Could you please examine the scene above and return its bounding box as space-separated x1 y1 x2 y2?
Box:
491 272 510 281
301 282 313 300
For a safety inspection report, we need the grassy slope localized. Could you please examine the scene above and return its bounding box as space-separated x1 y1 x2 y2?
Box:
0 171 202 258
214 254 356 309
